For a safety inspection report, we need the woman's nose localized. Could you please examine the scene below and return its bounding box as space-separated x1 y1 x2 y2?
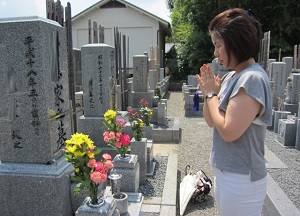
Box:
214 49 219 57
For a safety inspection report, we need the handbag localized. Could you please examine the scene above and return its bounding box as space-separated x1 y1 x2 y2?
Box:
185 165 213 203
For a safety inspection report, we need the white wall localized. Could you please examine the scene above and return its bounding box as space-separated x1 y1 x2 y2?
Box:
72 7 160 68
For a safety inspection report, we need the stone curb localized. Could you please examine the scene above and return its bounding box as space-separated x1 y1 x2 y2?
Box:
141 153 178 216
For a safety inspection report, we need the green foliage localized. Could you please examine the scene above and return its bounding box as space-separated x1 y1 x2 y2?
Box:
166 0 300 81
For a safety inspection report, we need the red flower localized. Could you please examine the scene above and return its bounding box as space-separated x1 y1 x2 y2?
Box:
120 134 131 146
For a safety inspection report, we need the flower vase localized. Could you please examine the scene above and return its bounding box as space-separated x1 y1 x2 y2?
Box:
87 181 107 208
113 192 128 216
130 137 147 184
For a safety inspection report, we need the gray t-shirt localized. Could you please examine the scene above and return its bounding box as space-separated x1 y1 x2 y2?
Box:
210 63 272 181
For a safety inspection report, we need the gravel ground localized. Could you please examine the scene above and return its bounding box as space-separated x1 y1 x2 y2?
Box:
138 156 168 197
160 91 300 216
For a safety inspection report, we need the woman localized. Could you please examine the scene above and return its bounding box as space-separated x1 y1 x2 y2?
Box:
196 8 272 216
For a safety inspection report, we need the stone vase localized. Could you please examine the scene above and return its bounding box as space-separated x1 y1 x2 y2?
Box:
113 192 128 216
130 138 147 184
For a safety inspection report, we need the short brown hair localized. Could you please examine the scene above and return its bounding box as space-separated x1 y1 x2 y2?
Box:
209 8 262 65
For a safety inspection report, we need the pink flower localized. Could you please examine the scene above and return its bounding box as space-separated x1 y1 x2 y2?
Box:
104 160 114 169
120 134 131 146
90 171 107 183
95 162 104 172
115 141 122 148
108 131 115 139
115 132 122 138
116 118 125 128
103 135 109 143
87 159 97 168
102 153 112 160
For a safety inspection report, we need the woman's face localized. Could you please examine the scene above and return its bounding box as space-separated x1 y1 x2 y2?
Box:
211 33 236 69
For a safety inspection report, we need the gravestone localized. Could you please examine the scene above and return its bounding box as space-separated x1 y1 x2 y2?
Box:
188 75 198 88
77 44 117 150
131 55 154 108
73 48 82 91
270 62 287 108
267 59 276 78
0 16 73 215
282 57 293 78
283 73 300 115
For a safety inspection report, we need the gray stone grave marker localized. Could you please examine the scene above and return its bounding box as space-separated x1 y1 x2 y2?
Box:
131 55 154 107
77 44 117 149
0 16 73 215
133 55 148 92
270 62 287 108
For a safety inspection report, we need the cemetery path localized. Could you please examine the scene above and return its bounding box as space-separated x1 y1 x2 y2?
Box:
159 91 300 216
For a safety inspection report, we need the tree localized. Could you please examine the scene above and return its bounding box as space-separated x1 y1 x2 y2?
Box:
166 0 300 81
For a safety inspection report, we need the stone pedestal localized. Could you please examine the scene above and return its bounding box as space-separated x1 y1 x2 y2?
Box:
113 154 140 193
75 197 116 216
274 111 291 133
277 118 297 147
130 138 147 185
0 157 74 215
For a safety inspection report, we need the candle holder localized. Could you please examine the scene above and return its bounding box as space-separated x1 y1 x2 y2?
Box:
108 169 122 195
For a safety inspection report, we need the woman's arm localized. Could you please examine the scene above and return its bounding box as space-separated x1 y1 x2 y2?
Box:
207 88 261 142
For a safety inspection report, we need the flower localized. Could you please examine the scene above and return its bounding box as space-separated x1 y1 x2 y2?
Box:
103 109 131 158
139 98 153 126
127 107 144 141
65 133 113 205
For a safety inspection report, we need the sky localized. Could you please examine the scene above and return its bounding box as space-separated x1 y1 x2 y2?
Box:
0 0 171 22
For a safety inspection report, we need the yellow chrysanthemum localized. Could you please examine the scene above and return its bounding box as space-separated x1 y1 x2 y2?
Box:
66 144 77 153
74 151 84 157
149 109 153 115
87 152 94 159
139 121 144 127
104 109 116 122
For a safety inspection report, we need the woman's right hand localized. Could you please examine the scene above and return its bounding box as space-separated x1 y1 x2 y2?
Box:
196 64 221 96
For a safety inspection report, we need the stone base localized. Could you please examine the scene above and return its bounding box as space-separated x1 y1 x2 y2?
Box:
273 111 291 133
131 91 154 108
152 117 181 143
0 156 74 215
105 186 144 216
277 119 296 147
75 197 116 216
283 102 298 116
